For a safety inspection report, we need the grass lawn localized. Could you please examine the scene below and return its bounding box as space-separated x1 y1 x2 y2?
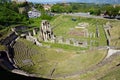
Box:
50 15 108 47
42 42 88 51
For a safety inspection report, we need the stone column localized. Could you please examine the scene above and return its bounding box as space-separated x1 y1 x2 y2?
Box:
90 40 93 47
73 40 79 46
58 37 63 43
33 29 36 36
89 33 92 38
44 33 48 41
96 26 100 38
28 32 31 36
66 39 70 45
83 41 87 47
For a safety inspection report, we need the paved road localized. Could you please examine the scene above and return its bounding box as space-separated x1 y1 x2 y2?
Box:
67 12 103 19
56 12 119 21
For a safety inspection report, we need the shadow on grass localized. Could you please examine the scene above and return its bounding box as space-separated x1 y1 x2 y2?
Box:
0 66 51 80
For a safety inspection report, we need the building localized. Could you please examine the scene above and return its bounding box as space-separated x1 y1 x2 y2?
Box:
43 4 52 11
28 8 41 18
12 0 26 3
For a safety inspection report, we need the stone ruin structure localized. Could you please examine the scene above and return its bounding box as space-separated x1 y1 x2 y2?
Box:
103 22 112 46
104 22 112 36
75 22 89 29
96 25 100 38
39 20 88 47
40 20 55 42
11 26 42 46
22 21 112 48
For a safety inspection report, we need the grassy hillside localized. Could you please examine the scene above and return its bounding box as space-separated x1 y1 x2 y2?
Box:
14 39 120 80
99 67 120 80
13 38 120 80
13 38 107 79
57 53 120 80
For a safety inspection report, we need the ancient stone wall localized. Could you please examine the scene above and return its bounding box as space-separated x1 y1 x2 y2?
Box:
103 22 112 46
40 20 55 41
0 31 19 70
0 32 18 46
39 20 88 47
50 36 88 47
26 35 42 46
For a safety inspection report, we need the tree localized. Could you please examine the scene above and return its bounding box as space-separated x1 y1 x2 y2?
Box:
104 6 119 18
0 4 27 26
51 4 61 13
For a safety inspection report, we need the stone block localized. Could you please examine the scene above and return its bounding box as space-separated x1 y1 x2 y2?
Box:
65 39 70 45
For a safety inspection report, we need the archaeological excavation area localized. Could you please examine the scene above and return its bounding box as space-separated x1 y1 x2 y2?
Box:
0 15 120 80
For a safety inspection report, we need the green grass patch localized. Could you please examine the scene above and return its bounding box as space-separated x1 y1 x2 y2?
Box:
43 42 87 51
50 15 108 47
29 17 42 27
